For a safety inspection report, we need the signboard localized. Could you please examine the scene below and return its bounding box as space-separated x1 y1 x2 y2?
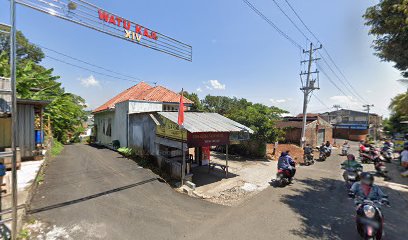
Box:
187 132 229 147
17 0 192 61
229 131 250 144
156 115 187 141
335 124 368 130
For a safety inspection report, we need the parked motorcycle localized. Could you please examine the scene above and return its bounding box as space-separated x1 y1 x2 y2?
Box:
275 162 296 187
348 193 389 240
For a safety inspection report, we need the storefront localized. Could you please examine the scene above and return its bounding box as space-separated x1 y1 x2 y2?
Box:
152 112 253 182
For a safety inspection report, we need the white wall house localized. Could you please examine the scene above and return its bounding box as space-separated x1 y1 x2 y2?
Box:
93 82 192 148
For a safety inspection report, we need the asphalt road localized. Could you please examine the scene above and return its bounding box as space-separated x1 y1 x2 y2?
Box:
28 144 408 240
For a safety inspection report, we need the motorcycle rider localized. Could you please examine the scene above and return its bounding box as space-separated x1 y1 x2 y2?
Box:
350 172 389 239
350 172 388 205
341 154 361 170
325 141 332 156
277 151 296 179
342 141 350 155
303 144 313 162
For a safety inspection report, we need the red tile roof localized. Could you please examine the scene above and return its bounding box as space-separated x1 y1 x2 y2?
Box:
93 82 193 113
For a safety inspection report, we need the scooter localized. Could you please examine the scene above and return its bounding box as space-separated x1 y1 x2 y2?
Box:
360 147 382 164
373 158 389 180
348 193 389 240
316 146 329 161
380 147 393 163
341 165 363 188
341 145 350 156
303 152 314 166
275 162 296 187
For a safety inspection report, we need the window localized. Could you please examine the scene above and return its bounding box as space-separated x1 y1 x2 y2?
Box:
106 119 112 137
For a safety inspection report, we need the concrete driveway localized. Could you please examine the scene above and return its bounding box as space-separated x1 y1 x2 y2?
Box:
26 143 408 240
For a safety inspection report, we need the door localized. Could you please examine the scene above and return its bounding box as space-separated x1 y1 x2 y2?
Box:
317 129 325 145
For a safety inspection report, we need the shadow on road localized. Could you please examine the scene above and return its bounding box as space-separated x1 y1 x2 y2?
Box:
279 177 408 240
28 178 157 215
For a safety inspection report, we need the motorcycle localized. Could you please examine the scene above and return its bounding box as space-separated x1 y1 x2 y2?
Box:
275 162 296 187
380 148 393 163
348 193 389 240
341 145 350 156
317 146 329 161
303 151 314 166
373 158 389 179
360 147 381 164
341 165 363 188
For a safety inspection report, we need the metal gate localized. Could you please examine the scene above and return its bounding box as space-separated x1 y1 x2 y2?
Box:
317 129 325 145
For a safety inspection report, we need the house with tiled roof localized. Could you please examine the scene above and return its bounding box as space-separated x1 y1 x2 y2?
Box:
93 82 193 147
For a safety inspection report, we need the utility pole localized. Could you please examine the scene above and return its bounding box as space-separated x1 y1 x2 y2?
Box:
363 104 374 140
300 43 322 147
9 0 18 239
332 104 341 124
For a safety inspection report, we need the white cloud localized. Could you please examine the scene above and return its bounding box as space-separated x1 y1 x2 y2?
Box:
270 98 291 104
329 95 361 108
366 90 372 93
205 80 226 90
196 88 202 92
80 75 100 87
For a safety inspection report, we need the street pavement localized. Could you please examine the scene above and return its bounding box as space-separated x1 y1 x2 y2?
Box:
27 143 408 240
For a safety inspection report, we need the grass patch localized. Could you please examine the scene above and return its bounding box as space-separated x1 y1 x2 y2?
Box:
18 228 30 239
51 140 64 157
35 174 44 184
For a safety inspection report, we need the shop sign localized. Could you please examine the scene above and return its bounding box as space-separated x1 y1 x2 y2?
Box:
188 132 229 147
156 116 187 141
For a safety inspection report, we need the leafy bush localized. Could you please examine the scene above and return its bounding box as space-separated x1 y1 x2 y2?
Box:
117 147 134 157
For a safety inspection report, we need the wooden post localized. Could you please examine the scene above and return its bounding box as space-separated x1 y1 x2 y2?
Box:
226 144 229 178
39 107 44 144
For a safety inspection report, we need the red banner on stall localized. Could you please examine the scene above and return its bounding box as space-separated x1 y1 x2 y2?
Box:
187 132 229 147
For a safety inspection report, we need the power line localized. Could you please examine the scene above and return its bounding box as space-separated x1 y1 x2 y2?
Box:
243 0 303 50
270 0 311 42
44 55 156 84
283 0 320 43
283 0 369 104
38 44 144 82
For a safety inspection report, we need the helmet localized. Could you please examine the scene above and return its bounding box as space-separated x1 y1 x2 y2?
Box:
360 172 374 186
347 154 355 161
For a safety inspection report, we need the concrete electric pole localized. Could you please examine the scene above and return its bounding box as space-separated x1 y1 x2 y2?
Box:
300 43 322 147
363 104 374 140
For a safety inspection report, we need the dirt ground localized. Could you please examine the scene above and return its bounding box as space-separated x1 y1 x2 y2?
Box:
266 143 305 162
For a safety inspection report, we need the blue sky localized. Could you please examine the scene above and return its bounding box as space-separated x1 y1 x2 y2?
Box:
0 0 405 116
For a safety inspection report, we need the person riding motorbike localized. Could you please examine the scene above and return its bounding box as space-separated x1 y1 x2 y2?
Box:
350 172 388 205
325 141 332 156
277 151 296 179
341 154 362 170
349 172 389 239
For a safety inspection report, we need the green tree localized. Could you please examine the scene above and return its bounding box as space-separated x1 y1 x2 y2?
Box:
364 0 408 77
183 92 202 111
201 95 287 143
0 29 86 142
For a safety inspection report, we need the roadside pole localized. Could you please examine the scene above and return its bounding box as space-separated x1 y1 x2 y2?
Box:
363 104 374 140
300 43 321 147
9 0 18 239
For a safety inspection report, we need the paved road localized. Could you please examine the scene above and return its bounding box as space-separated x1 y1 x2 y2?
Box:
28 144 408 239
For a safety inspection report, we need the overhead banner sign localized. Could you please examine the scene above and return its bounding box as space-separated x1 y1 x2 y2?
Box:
16 0 192 61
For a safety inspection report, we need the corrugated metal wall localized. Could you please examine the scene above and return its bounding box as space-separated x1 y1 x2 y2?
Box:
17 104 35 157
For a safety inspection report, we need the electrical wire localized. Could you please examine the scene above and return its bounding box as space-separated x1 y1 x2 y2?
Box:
271 0 311 43
283 0 369 104
44 55 156 84
38 44 144 82
243 0 303 50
